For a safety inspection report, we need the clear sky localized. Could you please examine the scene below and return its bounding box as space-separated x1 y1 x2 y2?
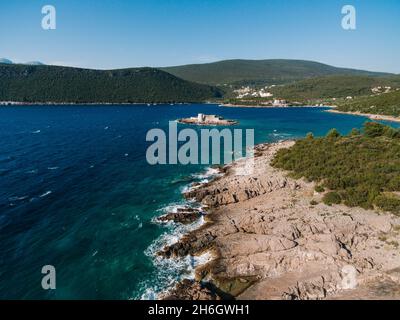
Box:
1 0 399 73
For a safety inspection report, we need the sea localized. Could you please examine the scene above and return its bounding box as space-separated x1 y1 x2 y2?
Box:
0 104 397 299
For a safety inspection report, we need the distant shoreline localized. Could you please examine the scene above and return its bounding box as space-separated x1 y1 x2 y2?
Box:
0 101 197 106
220 103 328 108
326 109 400 123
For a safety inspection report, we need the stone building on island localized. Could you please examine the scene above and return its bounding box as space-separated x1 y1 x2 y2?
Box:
178 113 238 126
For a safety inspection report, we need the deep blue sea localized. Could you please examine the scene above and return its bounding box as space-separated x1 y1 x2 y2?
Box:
1 104 396 299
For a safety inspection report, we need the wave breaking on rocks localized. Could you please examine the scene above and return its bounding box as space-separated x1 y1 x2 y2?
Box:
157 141 400 300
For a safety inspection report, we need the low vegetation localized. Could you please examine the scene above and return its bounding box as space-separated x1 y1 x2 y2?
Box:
271 122 400 214
336 90 400 117
322 192 342 206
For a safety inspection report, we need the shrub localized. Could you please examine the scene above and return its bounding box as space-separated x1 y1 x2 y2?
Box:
323 192 342 206
388 176 400 191
315 185 325 193
342 186 378 209
350 128 360 136
383 126 400 139
306 132 314 140
271 122 400 213
326 128 340 138
364 122 385 137
374 195 400 214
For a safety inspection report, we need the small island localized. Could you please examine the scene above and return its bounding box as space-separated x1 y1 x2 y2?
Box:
178 113 238 126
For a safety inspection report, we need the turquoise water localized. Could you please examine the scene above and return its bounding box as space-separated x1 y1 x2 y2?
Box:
0 104 395 299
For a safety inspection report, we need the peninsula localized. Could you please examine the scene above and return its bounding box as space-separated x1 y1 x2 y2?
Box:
159 123 400 300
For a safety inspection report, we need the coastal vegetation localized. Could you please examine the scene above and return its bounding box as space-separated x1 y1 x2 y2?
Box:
336 89 400 117
271 122 400 214
0 63 222 103
223 74 400 107
1 60 398 109
268 75 400 101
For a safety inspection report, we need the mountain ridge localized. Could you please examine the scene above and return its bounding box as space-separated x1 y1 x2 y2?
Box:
1 59 397 104
161 59 393 87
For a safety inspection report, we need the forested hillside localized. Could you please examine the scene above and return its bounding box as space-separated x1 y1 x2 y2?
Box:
0 64 222 103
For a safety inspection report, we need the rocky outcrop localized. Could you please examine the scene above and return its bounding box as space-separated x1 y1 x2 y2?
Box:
158 231 216 258
185 176 300 207
157 207 202 224
161 279 221 300
159 141 400 300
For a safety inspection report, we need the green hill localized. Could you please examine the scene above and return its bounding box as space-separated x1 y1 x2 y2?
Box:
269 75 400 101
0 64 222 103
336 90 400 117
161 59 391 86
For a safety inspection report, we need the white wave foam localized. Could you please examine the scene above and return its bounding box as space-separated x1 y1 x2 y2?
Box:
182 166 223 194
133 215 143 230
39 191 52 198
191 167 221 180
9 195 29 202
138 249 212 300
190 251 212 270
139 203 208 300
270 132 293 138
138 166 219 300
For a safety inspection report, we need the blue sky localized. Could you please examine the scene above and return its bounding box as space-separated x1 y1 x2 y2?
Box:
1 0 399 73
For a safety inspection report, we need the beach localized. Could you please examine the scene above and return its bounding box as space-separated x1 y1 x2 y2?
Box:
160 141 400 300
327 109 400 123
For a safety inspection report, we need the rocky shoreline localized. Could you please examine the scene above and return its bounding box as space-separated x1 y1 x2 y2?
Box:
157 141 400 300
